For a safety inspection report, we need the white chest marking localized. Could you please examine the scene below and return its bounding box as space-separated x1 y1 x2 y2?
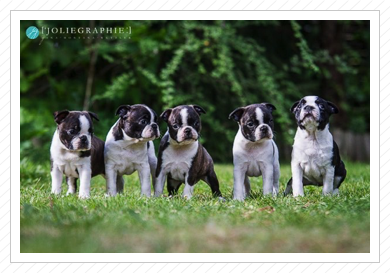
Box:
162 141 198 181
292 127 333 183
104 120 149 175
233 131 276 177
50 130 91 178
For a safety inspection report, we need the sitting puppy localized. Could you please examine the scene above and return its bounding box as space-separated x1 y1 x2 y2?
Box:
104 104 160 197
229 103 280 201
284 96 347 196
154 105 222 199
50 110 105 198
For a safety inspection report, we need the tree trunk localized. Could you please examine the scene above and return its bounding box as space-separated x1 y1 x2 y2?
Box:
320 21 347 129
83 20 98 111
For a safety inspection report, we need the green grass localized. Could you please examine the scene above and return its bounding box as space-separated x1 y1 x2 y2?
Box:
20 159 370 253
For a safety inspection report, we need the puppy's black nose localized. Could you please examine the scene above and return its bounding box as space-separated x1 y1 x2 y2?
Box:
260 126 268 133
304 105 314 111
184 128 191 134
151 123 157 129
80 135 87 143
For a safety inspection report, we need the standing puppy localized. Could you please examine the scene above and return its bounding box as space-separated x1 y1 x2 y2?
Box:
154 105 222 199
104 104 160 197
285 96 347 197
50 110 105 198
229 103 280 201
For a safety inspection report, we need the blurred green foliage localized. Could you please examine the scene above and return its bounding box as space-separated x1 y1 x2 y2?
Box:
20 20 369 163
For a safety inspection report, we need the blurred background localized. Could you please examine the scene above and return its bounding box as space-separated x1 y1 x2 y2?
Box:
20 20 370 164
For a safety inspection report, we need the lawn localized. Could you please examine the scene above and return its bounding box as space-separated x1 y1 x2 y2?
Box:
20 159 370 253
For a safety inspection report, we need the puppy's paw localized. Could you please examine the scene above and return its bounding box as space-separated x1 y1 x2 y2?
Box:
104 192 117 198
78 194 90 199
218 196 226 202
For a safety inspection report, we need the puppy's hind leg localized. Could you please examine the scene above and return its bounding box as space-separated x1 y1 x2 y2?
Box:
66 177 77 195
244 175 251 198
206 169 222 198
116 175 124 194
147 141 158 191
284 178 293 196
167 178 181 197
273 163 280 196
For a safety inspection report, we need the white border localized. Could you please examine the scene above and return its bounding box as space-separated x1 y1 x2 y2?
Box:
11 10 379 263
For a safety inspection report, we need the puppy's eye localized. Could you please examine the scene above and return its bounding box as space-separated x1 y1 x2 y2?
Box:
194 121 199 127
247 121 254 128
68 129 75 135
319 104 325 110
88 128 93 134
140 119 148 125
172 124 179 130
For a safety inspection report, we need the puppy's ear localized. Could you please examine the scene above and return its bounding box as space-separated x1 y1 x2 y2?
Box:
192 105 206 115
160 109 172 122
53 110 70 124
228 107 245 122
327 101 339 114
290 101 300 113
87 111 99 122
262 103 276 113
115 105 132 119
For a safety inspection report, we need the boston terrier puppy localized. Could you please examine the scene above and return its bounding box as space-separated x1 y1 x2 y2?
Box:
229 103 280 201
50 110 105 198
285 95 347 197
154 105 223 199
104 104 160 197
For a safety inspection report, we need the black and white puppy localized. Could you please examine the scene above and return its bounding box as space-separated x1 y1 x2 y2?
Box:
104 104 160 197
154 105 222 199
285 95 347 196
229 103 280 201
50 110 105 198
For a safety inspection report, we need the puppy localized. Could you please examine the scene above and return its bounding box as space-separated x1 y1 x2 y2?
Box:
153 105 222 199
50 110 105 198
104 104 160 197
229 103 280 201
285 96 347 196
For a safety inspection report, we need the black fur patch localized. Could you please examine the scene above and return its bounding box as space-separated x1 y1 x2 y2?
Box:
55 111 94 150
112 104 156 140
161 105 202 142
291 96 338 131
229 103 275 142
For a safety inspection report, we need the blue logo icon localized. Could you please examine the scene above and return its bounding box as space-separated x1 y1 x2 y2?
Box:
26 26 39 39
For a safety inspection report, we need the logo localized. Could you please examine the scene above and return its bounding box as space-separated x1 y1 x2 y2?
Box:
26 26 39 39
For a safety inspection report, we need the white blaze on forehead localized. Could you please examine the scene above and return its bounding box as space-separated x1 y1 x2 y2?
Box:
144 105 155 123
304 96 318 106
180 108 189 126
255 107 264 124
79 115 90 134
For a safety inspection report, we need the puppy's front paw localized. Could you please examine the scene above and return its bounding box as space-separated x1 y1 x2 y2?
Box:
218 196 226 202
183 194 192 200
79 193 90 199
